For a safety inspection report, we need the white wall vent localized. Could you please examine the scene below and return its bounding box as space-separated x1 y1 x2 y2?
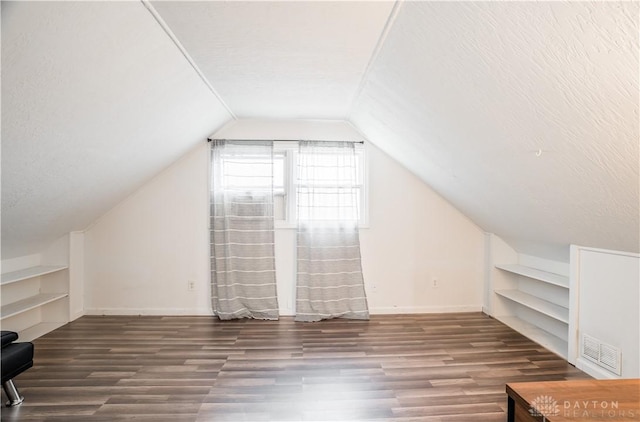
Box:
582 334 599 361
581 334 622 376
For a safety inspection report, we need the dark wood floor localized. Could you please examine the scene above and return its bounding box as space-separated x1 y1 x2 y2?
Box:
1 313 589 421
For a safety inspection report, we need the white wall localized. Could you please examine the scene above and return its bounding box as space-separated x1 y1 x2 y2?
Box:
69 232 85 321
361 142 484 313
84 145 211 314
84 120 485 315
572 246 639 378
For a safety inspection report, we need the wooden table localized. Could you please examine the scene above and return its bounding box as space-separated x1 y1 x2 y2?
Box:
506 379 640 421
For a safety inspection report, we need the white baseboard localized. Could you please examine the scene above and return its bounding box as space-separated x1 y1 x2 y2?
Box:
84 307 213 316
84 305 482 317
69 310 85 322
576 357 619 380
369 305 483 314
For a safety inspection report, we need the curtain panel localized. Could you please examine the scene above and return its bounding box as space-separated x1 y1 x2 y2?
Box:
295 141 369 322
210 140 279 320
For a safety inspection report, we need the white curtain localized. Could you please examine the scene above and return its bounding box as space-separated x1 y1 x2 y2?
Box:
295 141 369 322
210 140 279 320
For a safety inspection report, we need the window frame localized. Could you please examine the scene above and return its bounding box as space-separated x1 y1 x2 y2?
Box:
273 142 369 229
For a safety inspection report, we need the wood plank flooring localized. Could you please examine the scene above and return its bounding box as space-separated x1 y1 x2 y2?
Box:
1 313 589 421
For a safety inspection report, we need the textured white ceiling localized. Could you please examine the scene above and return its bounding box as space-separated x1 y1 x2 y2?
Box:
150 1 395 119
2 1 231 258
3 1 638 261
351 1 639 259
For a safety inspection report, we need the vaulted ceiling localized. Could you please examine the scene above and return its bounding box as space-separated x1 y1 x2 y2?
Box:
2 1 638 260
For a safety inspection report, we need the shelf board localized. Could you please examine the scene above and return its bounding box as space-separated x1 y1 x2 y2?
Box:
495 264 569 289
1 265 68 286
495 289 569 323
0 293 68 320
497 315 568 359
17 321 67 342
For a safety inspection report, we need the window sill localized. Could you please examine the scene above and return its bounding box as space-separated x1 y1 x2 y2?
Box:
275 221 297 230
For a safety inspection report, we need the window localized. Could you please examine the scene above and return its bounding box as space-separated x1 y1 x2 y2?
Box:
296 150 363 222
217 142 367 227
275 143 367 228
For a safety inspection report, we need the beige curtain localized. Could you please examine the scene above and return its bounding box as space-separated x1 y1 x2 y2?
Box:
295 141 369 322
210 140 279 320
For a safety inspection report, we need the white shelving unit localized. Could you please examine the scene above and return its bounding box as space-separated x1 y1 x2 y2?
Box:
483 233 574 363
0 265 69 341
1 292 68 319
490 258 571 359
1 265 68 285
494 264 569 289
494 289 569 323
498 316 569 358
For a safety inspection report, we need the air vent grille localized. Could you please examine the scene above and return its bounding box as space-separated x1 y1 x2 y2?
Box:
582 334 599 361
581 334 621 376
600 344 621 372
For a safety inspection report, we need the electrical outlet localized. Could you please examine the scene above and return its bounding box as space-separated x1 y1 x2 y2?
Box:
432 278 438 288
187 280 196 291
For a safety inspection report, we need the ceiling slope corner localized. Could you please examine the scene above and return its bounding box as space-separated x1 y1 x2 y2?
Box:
1 1 232 259
350 1 639 255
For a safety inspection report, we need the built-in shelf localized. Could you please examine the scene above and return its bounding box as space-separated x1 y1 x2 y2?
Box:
488 236 572 362
2 243 72 340
18 322 68 342
1 265 68 286
0 293 68 320
495 289 569 323
497 316 568 358
495 264 569 289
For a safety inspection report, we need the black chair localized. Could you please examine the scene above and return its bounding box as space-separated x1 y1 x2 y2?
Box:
1 331 34 406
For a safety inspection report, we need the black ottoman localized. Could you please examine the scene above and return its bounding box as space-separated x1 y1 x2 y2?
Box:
1 331 34 406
